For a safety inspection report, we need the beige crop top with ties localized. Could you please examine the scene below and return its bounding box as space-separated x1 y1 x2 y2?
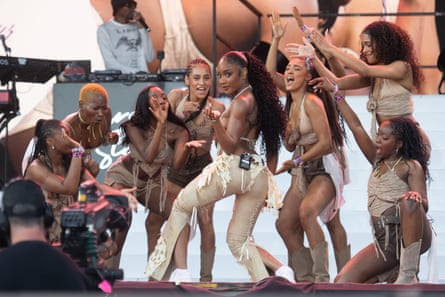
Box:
128 123 174 177
288 94 318 147
367 77 414 138
176 95 214 152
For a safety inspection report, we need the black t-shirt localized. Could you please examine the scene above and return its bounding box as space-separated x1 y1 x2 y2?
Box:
0 241 89 292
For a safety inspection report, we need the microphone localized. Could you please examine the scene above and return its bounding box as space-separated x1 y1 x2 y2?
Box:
139 18 151 32
0 35 11 55
133 12 150 32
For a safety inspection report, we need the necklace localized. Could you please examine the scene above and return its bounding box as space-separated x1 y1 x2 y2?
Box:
384 156 403 170
373 156 403 178
77 113 103 143
233 85 252 99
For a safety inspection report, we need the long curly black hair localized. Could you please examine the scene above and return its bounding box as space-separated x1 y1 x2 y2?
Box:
388 117 430 181
122 85 188 145
361 21 424 91
221 51 287 160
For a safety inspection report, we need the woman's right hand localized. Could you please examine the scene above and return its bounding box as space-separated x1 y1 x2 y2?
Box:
309 76 336 93
308 30 333 58
203 103 221 122
62 127 81 149
149 97 168 125
269 11 286 40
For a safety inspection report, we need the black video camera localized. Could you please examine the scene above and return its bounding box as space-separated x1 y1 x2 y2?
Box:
60 180 130 287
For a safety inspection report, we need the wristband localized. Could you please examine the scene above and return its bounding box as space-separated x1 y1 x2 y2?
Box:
332 82 339 94
72 146 85 158
335 94 345 102
300 24 310 34
293 157 304 168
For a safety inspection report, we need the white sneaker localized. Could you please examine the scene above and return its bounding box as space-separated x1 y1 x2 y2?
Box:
169 268 193 284
275 265 296 283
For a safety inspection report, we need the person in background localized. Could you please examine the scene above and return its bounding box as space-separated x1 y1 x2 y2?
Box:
310 76 432 284
104 85 199 269
289 21 431 159
145 58 225 281
0 178 89 291
97 0 155 73
22 82 118 177
64 83 118 152
146 51 294 283
267 11 349 283
24 119 136 248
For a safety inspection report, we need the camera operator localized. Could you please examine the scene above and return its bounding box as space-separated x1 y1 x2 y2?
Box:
0 178 89 292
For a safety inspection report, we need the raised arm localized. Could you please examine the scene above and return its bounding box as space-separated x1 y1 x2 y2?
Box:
265 12 286 91
310 76 376 164
310 30 411 84
25 135 84 195
124 98 168 163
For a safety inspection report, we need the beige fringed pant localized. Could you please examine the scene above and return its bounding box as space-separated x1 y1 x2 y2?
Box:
146 152 280 281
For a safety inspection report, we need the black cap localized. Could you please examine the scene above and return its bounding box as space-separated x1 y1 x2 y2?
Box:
2 178 46 218
111 0 136 15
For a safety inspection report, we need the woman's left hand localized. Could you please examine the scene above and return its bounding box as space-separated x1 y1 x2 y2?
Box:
285 38 315 59
105 131 119 145
185 139 207 149
275 160 294 175
400 191 424 204
120 187 138 212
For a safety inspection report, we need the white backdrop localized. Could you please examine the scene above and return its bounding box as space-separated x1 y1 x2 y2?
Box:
0 0 104 138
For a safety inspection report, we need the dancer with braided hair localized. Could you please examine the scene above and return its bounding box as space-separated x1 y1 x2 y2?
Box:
146 50 292 282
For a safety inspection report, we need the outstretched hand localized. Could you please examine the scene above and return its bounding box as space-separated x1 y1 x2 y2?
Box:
308 29 333 57
120 187 138 212
203 103 221 122
269 11 286 39
275 159 295 175
285 37 315 59
182 100 200 116
185 139 208 149
309 76 336 94
149 98 168 124
105 131 119 145
400 191 425 204
292 6 310 34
